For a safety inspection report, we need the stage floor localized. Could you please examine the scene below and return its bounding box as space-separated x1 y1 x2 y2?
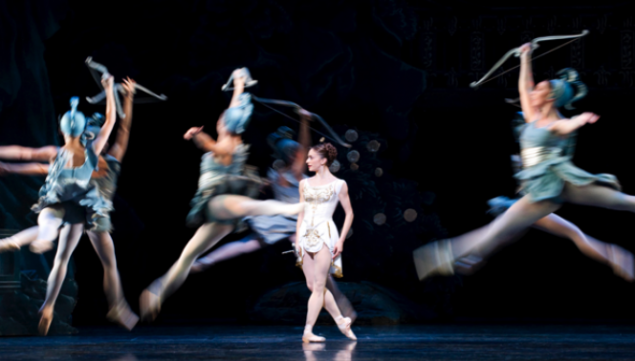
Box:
1 324 634 360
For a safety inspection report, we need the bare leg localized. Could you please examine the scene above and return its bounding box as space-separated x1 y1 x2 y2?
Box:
139 222 234 321
38 223 83 335
326 275 357 322
302 246 332 342
190 234 264 273
0 226 39 252
563 183 635 212
209 195 304 220
414 195 561 280
534 214 634 281
31 206 65 253
86 231 139 329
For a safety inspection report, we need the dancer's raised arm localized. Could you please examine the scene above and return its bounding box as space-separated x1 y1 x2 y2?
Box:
93 75 117 155
518 43 537 123
290 109 311 179
108 77 135 162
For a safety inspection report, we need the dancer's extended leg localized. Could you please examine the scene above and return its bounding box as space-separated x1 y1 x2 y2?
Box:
208 195 304 220
38 223 83 335
87 231 139 329
326 275 357 322
414 195 561 280
140 222 234 321
533 214 634 281
0 226 38 252
31 206 65 253
190 233 264 273
563 184 635 211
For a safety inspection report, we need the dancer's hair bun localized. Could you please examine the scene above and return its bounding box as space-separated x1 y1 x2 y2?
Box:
311 142 338 167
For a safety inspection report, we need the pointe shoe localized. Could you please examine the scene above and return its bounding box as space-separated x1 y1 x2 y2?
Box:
139 289 161 322
607 244 635 282
38 307 53 336
302 333 326 343
0 239 20 253
107 301 140 331
412 239 455 281
336 317 357 341
221 68 258 91
30 240 54 254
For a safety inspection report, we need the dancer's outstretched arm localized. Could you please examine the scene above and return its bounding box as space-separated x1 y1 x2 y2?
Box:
0 161 49 176
548 112 599 135
108 77 136 162
0 146 58 162
93 75 117 155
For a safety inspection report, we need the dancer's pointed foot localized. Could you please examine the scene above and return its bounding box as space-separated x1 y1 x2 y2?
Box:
30 240 54 254
413 239 455 281
607 244 635 282
139 288 161 322
107 300 139 331
0 239 20 253
336 316 357 340
38 306 54 336
302 332 326 343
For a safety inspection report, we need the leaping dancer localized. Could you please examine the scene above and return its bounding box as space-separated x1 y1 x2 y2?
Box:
138 68 305 321
414 39 635 283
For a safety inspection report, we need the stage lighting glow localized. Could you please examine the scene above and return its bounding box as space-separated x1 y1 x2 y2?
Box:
329 160 341 173
367 140 380 152
345 129 358 142
347 150 360 163
350 163 359 171
375 168 383 177
404 209 418 222
374 213 386 225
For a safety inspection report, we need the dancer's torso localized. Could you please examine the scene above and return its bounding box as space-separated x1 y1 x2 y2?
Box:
42 145 98 201
198 144 249 189
519 121 568 168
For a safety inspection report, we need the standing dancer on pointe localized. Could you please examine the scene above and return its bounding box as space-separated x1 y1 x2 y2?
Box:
413 42 635 281
139 68 304 321
0 78 140 331
190 115 357 321
25 75 121 335
297 143 356 343
454 113 634 279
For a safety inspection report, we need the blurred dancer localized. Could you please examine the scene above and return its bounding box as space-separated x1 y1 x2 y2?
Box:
414 43 635 281
139 68 304 321
297 143 356 343
0 78 139 333
454 115 634 280
190 114 357 321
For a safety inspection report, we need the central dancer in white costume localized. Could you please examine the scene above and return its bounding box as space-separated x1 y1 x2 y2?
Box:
297 142 356 343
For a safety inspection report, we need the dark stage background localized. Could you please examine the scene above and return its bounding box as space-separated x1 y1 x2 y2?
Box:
1 0 635 327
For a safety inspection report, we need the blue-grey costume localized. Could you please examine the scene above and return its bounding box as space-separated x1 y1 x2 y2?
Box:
186 93 263 230
31 99 113 232
489 108 620 214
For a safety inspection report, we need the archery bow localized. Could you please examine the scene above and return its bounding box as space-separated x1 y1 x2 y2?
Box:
470 30 589 88
252 95 352 148
85 57 167 118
